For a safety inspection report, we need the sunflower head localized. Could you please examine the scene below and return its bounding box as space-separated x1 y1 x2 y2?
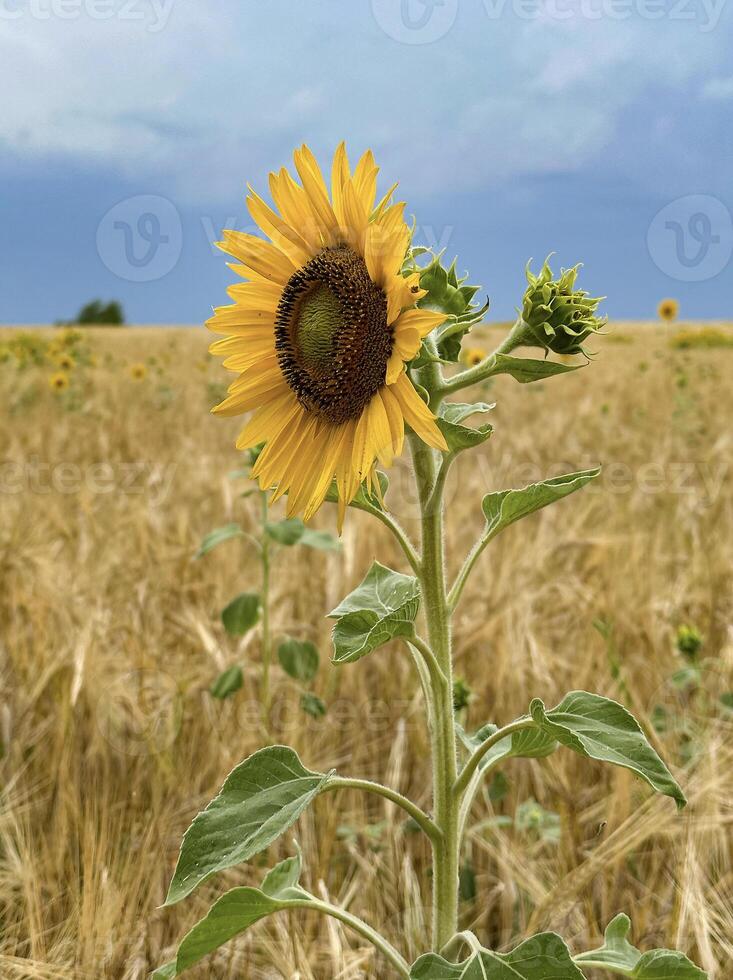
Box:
130 363 147 381
516 259 605 356
207 143 448 525
55 352 75 371
461 347 486 367
49 371 70 392
658 298 679 322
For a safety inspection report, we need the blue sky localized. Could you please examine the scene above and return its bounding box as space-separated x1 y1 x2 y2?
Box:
1 0 732 323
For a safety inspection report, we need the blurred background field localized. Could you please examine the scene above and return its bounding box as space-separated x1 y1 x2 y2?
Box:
0 322 732 979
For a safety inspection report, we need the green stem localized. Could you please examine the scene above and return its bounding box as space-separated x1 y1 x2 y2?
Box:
259 490 272 728
438 317 521 397
325 777 442 844
410 431 460 951
305 898 411 977
453 718 535 800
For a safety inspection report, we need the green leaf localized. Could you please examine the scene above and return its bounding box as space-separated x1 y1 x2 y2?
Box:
325 471 389 512
481 468 600 541
265 518 340 550
164 746 335 905
209 665 243 700
221 592 260 635
487 352 582 384
575 914 707 978
437 402 494 453
411 932 586 979
458 721 556 772
328 561 421 665
300 692 327 718
194 523 243 559
531 692 686 808
164 852 313 975
277 638 320 683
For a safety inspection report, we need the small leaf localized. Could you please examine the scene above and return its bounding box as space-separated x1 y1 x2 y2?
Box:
166 854 313 975
482 468 600 541
488 352 582 384
209 665 243 700
278 638 320 683
531 692 686 808
221 592 260 635
300 692 327 718
575 913 707 979
328 561 420 665
325 471 389 512
194 523 243 559
265 518 340 550
437 402 494 453
165 746 335 905
411 932 585 979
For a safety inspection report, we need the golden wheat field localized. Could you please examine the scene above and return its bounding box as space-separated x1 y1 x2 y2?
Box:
1 323 731 980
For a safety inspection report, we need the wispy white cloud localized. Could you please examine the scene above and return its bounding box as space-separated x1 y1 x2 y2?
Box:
1 0 731 203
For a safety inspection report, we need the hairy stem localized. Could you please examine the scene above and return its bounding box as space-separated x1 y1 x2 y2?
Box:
453 718 535 800
410 431 460 951
439 317 521 397
325 777 442 843
305 897 411 977
259 490 272 728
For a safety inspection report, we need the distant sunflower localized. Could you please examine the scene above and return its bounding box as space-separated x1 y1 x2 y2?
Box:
130 362 147 381
462 347 486 367
49 371 70 392
208 143 448 524
55 352 75 371
658 299 679 322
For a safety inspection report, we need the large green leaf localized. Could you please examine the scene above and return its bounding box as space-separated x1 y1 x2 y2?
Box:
164 746 335 905
437 402 494 453
221 592 260 635
481 468 600 540
328 561 421 665
194 523 244 559
487 352 582 384
532 693 686 808
158 852 313 976
411 932 586 979
277 638 320 683
575 914 707 978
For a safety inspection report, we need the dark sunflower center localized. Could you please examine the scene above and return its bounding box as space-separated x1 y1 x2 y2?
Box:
275 245 392 425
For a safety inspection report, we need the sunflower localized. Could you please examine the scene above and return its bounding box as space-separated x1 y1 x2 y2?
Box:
49 371 70 392
130 362 147 381
55 352 75 371
658 298 679 322
461 347 486 367
208 143 448 524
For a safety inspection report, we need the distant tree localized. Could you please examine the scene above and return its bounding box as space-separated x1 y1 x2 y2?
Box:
74 300 125 325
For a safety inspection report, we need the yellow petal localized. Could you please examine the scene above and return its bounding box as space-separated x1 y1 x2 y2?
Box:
379 386 405 456
385 349 405 384
246 187 313 268
269 168 321 251
393 307 447 339
366 392 394 467
218 230 296 285
293 144 339 243
206 304 277 336
340 177 369 253
235 390 301 450
353 149 378 215
390 374 447 451
212 371 288 416
386 271 425 324
226 280 283 312
331 141 351 227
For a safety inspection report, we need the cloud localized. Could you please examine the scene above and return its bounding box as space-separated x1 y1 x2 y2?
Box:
1 1 731 204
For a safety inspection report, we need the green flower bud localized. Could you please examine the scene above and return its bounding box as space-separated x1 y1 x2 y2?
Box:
514 258 606 356
675 624 702 661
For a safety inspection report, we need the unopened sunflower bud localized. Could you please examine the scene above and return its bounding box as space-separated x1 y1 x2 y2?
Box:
510 258 605 356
